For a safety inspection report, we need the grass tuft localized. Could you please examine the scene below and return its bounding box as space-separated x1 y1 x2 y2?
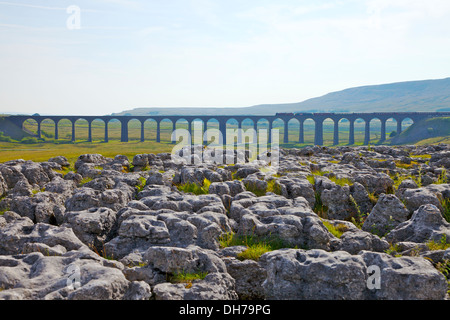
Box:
169 270 209 288
321 220 349 239
440 197 450 223
176 178 211 195
219 232 295 261
436 168 448 185
79 177 93 186
426 235 450 251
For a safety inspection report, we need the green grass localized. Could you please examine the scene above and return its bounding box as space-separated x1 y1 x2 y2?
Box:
237 243 273 261
136 176 147 193
219 232 294 261
307 175 315 185
349 194 368 229
31 188 45 196
390 170 423 191
321 220 349 239
312 191 328 218
169 270 209 288
426 235 450 251
0 140 174 164
439 197 450 223
436 168 448 185
176 178 211 195
384 243 402 257
329 176 353 187
266 179 282 194
243 178 282 197
308 170 352 187
394 160 419 170
311 170 330 176
79 177 93 186
410 154 432 160
434 259 450 295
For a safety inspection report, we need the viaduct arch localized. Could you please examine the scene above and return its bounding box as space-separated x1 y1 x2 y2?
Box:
9 112 450 146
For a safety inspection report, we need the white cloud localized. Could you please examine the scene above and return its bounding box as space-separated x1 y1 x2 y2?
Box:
0 1 65 10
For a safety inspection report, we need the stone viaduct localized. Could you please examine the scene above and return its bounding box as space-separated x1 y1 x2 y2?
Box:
6 112 450 146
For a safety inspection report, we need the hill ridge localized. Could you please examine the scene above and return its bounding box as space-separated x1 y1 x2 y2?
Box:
114 77 450 116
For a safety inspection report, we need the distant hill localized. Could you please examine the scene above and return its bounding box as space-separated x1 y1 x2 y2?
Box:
114 77 450 116
391 117 450 145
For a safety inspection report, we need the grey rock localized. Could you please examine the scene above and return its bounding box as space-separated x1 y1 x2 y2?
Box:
350 182 374 216
362 194 409 236
260 249 367 300
222 257 266 300
0 251 132 300
397 179 418 190
63 207 117 252
144 245 226 274
153 272 238 300
82 176 115 191
48 156 70 167
260 248 447 300
132 154 149 168
385 204 450 243
321 184 356 220
398 187 443 214
65 187 100 212
0 164 27 189
10 178 33 196
0 172 7 198
353 173 394 195
21 161 50 187
123 264 167 286
218 246 248 258
0 219 87 255
361 251 448 300
238 213 332 250
10 192 66 224
65 186 133 212
123 281 152 300
22 242 67 256
242 175 268 195
64 171 83 184
118 215 170 243
146 170 164 185
45 176 77 197
74 154 108 171
278 177 316 207
336 228 390 255
233 166 259 180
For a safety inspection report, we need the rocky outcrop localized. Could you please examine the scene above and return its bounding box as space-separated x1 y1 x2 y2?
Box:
0 145 449 300
260 248 447 300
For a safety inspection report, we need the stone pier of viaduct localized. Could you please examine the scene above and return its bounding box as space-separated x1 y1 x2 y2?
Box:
6 112 450 146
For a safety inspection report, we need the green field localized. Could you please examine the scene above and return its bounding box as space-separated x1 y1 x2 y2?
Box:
0 118 406 163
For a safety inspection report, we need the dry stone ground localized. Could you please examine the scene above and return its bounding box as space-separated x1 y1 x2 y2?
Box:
0 144 449 300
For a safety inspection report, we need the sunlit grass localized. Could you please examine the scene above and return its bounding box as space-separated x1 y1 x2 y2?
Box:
219 232 295 261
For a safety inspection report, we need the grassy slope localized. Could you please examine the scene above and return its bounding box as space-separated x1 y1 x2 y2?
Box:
0 140 174 163
391 117 450 145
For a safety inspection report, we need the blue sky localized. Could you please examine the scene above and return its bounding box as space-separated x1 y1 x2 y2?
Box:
1 0 450 115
